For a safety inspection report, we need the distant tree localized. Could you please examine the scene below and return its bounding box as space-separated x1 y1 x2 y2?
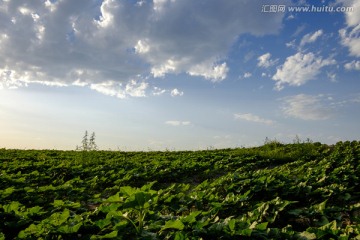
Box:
293 135 301 144
89 132 97 151
82 130 89 150
76 131 97 151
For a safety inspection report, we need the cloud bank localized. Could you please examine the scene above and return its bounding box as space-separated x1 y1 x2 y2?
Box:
282 94 333 120
0 0 286 96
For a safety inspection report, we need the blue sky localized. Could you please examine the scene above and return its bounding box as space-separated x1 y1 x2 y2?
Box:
0 0 359 150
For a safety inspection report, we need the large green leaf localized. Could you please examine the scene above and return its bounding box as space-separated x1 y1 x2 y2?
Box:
106 193 123 203
298 231 317 240
58 222 82 234
47 209 70 226
27 206 44 216
3 201 21 214
319 220 338 233
312 200 327 214
95 218 112 229
181 211 201 224
250 221 268 231
99 203 122 213
18 224 44 238
228 218 236 232
120 186 137 197
161 219 185 231
238 228 252 237
135 192 148 207
255 222 268 231
53 199 65 207
1 187 15 198
91 231 118 239
174 232 187 240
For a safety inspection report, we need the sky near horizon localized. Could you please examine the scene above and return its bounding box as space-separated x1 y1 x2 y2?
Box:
0 0 359 150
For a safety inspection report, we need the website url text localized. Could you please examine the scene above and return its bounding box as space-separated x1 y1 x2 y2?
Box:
261 5 354 13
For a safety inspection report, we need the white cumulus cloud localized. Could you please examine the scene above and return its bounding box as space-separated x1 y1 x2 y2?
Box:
243 72 252 78
344 60 360 70
257 53 278 68
89 80 148 99
134 39 150 54
152 86 166 96
339 27 360 57
337 0 360 56
188 62 229 82
272 52 336 90
125 80 148 97
336 0 360 28
170 88 184 97
300 29 323 47
234 113 275 125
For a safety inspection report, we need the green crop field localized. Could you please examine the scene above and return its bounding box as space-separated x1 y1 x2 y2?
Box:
0 141 359 239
